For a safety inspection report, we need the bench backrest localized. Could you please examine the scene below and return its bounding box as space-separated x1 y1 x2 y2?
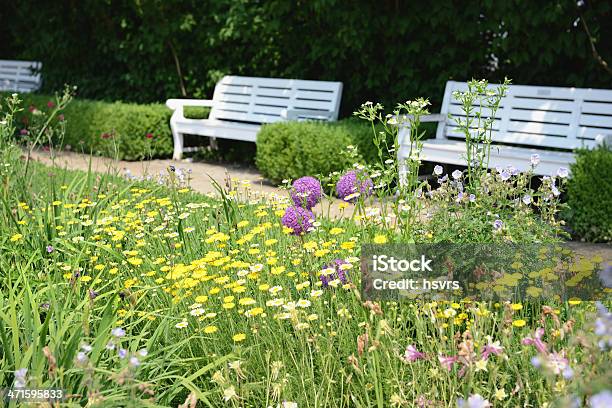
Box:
209 76 342 124
438 81 612 150
0 60 43 93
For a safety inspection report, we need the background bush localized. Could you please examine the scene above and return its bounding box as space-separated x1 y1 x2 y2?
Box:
6 93 173 160
2 1 609 115
256 121 362 184
564 145 612 242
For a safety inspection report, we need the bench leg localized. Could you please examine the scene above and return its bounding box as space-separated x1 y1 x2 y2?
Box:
209 137 218 150
171 125 184 160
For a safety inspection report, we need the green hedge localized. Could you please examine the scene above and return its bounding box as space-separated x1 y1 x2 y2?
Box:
6 92 173 160
256 119 382 184
564 145 612 242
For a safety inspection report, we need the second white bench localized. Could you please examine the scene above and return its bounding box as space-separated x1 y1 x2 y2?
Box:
398 81 612 176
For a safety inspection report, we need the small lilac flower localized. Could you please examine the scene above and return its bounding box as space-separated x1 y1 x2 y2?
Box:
530 154 540 166
281 206 315 235
290 176 322 209
138 348 148 357
508 165 520 176
551 185 560 197
589 390 612 408
88 289 99 300
76 351 88 364
546 352 569 375
493 219 503 231
456 192 464 203
451 170 462 180
458 394 491 408
468 194 476 203
14 368 27 388
522 195 532 205
500 169 511 181
439 174 449 183
106 341 116 350
129 356 141 367
81 343 92 353
530 356 542 368
557 167 569 178
111 327 126 338
46 245 54 253
336 170 373 202
597 263 612 288
433 165 443 176
404 344 426 362
118 348 127 359
562 366 574 379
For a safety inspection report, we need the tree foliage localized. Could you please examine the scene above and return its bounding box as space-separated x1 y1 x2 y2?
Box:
3 0 611 113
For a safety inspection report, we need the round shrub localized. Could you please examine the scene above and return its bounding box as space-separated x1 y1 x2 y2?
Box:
256 121 358 184
564 145 612 242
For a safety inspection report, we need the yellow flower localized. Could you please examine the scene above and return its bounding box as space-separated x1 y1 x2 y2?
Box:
510 303 523 311
512 319 526 327
203 325 218 334
494 388 507 401
329 227 344 235
568 298 581 306
127 257 143 266
373 235 388 244
232 333 246 342
10 233 23 242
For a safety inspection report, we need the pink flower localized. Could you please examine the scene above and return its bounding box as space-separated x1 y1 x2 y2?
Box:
438 354 459 371
546 352 569 375
404 345 426 362
481 337 504 360
47 101 55 108
521 327 548 354
146 133 154 139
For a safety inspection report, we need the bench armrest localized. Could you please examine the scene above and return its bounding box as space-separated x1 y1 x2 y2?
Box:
281 108 334 121
166 99 215 110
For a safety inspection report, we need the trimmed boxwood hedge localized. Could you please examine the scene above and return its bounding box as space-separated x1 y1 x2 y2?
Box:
5 92 174 160
255 119 383 184
564 145 612 242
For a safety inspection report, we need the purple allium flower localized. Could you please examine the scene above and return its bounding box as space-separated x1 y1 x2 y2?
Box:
404 344 426 362
451 170 463 180
433 165 443 176
290 176 322 209
336 170 373 202
530 154 540 166
589 390 612 408
320 259 350 287
281 206 315 235
46 245 54 253
493 219 503 231
557 167 569 178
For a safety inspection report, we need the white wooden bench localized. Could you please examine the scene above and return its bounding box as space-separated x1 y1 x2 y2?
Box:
166 75 343 159
398 81 612 176
0 60 43 93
